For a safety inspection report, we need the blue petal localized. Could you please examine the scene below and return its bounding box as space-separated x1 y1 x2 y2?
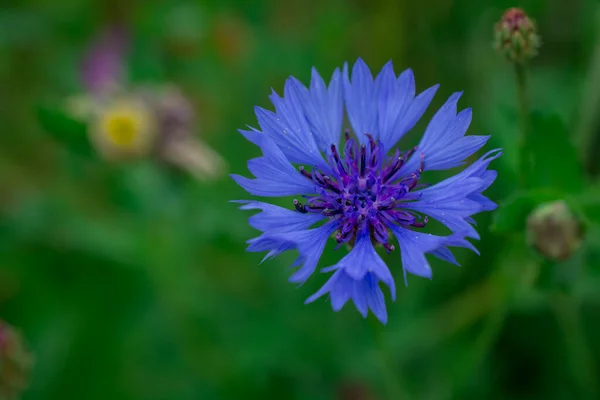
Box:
231 130 316 197
352 281 368 317
231 174 306 197
418 150 501 197
374 61 403 147
246 235 295 262
364 275 388 323
430 246 461 266
344 59 439 151
238 128 262 146
429 235 480 265
254 102 323 167
321 233 396 300
234 201 324 233
405 177 488 236
389 227 440 280
402 150 501 239
388 227 474 284
235 200 324 263
381 80 439 151
468 193 497 212
305 269 389 324
443 235 480 255
474 170 498 193
405 203 482 239
398 93 490 175
343 58 377 145
384 80 440 149
265 222 339 283
290 68 343 151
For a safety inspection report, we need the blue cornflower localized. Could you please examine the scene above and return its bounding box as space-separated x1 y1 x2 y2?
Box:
232 59 501 324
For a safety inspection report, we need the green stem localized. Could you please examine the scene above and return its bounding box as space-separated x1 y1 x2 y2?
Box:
576 5 600 170
515 63 530 189
552 292 598 399
369 318 411 400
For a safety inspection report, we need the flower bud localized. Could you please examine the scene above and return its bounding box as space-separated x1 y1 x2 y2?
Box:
0 321 34 400
526 200 583 261
494 8 541 63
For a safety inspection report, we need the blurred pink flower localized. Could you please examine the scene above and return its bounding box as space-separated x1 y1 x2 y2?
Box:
81 25 130 95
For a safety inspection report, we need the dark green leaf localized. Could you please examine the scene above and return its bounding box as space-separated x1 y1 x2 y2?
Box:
36 103 95 158
524 111 584 193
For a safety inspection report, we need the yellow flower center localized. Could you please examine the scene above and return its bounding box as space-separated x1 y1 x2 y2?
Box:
103 112 140 147
92 98 156 160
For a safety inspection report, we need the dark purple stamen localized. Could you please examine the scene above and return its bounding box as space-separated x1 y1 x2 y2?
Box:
331 144 347 174
411 216 429 228
299 166 312 179
293 199 307 213
359 145 367 177
296 132 428 251
366 133 377 152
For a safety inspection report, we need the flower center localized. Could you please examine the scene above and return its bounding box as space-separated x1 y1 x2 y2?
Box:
104 113 139 147
294 131 428 252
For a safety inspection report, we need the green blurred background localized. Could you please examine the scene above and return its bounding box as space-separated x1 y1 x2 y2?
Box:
2 0 600 399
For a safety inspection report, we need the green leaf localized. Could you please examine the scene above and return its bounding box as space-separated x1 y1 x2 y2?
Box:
524 111 584 193
128 36 166 83
491 188 565 233
571 182 600 226
36 103 95 158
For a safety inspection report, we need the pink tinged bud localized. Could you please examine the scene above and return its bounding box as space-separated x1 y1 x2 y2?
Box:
494 8 541 63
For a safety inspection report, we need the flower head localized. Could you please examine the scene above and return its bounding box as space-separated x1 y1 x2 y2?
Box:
90 96 157 161
233 59 501 324
494 8 540 63
65 26 226 178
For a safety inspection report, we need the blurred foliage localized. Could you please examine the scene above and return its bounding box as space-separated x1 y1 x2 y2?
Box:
1 0 600 399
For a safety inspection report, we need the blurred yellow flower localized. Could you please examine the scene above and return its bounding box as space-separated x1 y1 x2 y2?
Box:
91 98 156 161
104 112 138 146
